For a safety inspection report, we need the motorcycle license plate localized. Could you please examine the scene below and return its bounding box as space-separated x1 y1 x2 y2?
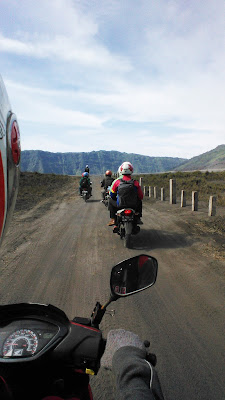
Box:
121 216 134 222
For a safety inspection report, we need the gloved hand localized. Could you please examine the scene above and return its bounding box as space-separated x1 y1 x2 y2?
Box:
101 329 146 369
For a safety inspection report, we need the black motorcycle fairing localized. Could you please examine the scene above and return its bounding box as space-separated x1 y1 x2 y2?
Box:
52 322 104 374
0 304 102 398
0 303 69 364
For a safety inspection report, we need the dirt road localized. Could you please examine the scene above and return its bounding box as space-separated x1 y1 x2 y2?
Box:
0 176 224 400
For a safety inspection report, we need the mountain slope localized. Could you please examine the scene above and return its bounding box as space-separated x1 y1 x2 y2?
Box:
21 150 186 175
175 145 225 171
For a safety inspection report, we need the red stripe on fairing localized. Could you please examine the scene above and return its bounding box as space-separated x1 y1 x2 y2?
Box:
70 321 100 332
0 151 5 237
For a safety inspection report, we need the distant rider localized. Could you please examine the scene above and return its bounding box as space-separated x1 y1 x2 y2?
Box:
79 172 92 196
84 164 89 173
108 161 143 226
101 170 114 201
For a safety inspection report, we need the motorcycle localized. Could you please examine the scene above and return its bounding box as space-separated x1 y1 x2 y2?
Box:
82 188 90 202
102 186 111 208
81 183 92 202
0 254 158 400
113 208 141 248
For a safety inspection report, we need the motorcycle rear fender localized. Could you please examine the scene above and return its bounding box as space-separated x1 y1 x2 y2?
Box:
116 208 135 215
124 221 133 234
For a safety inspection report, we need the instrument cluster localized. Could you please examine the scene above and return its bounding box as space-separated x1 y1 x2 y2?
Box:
0 319 59 359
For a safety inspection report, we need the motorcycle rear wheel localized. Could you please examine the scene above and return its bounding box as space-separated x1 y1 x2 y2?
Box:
124 233 132 248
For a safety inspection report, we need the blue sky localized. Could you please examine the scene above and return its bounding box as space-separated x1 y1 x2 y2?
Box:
0 0 224 159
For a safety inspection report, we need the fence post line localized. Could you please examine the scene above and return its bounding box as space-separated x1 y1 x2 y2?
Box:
170 179 176 204
181 190 186 207
149 186 153 198
154 186 157 199
139 177 143 191
208 196 216 216
144 186 149 196
192 191 198 211
161 188 165 201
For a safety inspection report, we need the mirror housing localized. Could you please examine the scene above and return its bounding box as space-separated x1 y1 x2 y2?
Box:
110 254 158 298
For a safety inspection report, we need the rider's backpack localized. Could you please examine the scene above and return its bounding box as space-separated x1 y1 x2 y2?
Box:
104 176 113 189
81 177 89 188
117 179 138 208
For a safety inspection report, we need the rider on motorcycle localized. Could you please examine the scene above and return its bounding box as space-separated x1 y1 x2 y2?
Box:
108 161 143 226
79 172 92 196
100 170 114 201
0 77 164 400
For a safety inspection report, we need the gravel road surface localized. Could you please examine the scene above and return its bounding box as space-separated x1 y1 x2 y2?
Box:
0 176 224 400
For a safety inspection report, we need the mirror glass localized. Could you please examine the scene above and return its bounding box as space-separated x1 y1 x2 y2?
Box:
110 254 158 296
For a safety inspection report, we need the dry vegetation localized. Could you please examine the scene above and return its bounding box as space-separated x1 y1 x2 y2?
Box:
135 171 225 257
135 170 225 207
15 172 80 212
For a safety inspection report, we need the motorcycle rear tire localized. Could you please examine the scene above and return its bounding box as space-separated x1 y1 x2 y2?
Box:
124 233 132 248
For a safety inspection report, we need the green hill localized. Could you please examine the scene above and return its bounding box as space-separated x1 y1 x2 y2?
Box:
176 145 225 171
21 150 186 175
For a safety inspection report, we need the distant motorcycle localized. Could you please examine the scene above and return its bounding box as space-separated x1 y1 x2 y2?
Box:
102 186 111 208
82 188 90 202
113 208 141 248
82 183 92 202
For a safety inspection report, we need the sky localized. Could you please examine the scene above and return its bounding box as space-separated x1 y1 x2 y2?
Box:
0 0 224 159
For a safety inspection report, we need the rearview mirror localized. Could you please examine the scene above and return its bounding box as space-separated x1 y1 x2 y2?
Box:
110 254 158 297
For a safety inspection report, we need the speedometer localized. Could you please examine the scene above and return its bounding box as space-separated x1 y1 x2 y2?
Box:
3 329 38 357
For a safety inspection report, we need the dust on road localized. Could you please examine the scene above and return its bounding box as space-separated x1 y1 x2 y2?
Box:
0 176 224 400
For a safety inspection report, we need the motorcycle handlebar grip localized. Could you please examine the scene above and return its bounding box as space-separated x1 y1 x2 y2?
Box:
146 353 157 367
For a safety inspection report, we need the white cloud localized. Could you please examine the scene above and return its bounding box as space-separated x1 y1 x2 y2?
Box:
5 80 103 128
0 33 131 71
0 0 224 158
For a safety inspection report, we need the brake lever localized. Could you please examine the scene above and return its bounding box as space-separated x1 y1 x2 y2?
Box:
144 340 157 366
146 352 157 366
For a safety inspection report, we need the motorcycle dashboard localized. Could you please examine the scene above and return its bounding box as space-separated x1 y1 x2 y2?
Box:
0 319 61 362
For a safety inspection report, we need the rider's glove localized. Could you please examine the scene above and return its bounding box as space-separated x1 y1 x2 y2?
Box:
101 329 146 369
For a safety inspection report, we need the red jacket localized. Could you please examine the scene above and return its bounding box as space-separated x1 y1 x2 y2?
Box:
110 175 143 202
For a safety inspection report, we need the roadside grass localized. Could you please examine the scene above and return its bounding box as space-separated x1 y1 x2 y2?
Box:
15 171 224 238
134 170 225 240
134 170 225 207
15 172 80 212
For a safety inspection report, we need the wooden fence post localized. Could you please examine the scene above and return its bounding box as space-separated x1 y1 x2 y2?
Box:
161 188 165 201
208 196 216 216
154 186 157 199
192 191 198 211
170 179 176 204
149 186 153 198
139 177 143 191
181 190 186 207
144 186 149 196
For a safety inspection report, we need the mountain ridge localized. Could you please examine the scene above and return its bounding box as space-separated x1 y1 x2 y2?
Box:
175 145 225 171
20 150 186 175
21 145 225 175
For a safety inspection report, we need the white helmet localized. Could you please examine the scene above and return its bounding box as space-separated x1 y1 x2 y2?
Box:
119 161 134 175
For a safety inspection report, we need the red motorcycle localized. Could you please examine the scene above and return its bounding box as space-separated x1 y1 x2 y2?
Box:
0 255 158 400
